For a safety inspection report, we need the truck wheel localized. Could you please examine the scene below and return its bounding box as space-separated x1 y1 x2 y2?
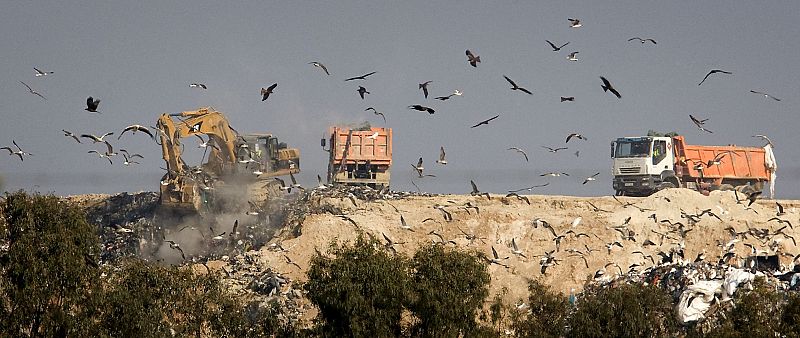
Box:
656 182 675 191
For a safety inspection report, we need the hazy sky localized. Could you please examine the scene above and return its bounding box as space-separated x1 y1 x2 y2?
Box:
1 1 799 198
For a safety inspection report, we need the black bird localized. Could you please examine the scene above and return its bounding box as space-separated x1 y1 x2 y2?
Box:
365 107 386 122
85 96 100 112
503 75 533 95
749 90 781 101
560 96 575 102
357 86 370 99
566 133 587 143
470 114 500 128
309 61 330 75
20 81 46 100
465 49 481 67
261 83 277 101
408 105 435 114
698 69 732 86
344 71 377 81
628 37 657 44
600 76 621 98
419 81 432 99
689 114 712 133
546 40 570 51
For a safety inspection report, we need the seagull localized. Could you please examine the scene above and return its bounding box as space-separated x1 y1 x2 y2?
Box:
568 18 582 28
85 96 100 113
698 69 732 86
62 130 82 144
465 49 481 67
470 114 500 128
408 104 435 114
419 81 432 99
600 76 621 99
566 51 579 61
81 132 114 143
503 75 533 95
566 133 587 143
436 146 447 165
541 146 568 153
435 90 462 101
20 81 46 100
365 107 386 123
357 86 370 99
344 71 377 81
560 96 575 102
689 114 713 133
412 157 435 178
628 37 657 44
752 134 775 148
261 83 277 101
488 246 510 268
546 40 569 51
749 90 781 101
540 172 569 177
583 172 601 184
506 192 530 205
88 149 113 165
189 83 207 89
470 180 491 199
508 182 549 193
164 240 186 260
510 238 527 258
121 153 140 166
1 141 33 161
399 215 414 232
118 149 143 159
507 147 529 162
309 61 330 75
33 67 54 77
118 124 154 140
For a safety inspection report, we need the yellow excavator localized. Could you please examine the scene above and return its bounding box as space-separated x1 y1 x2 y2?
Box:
156 107 300 214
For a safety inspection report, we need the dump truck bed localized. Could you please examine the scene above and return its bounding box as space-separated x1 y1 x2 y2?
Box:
330 127 392 165
673 136 770 180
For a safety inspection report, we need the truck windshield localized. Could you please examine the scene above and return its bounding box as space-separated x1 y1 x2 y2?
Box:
615 140 650 158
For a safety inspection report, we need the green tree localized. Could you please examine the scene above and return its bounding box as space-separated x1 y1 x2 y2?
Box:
570 284 679 338
0 191 100 337
408 245 491 337
709 278 782 338
304 235 410 337
781 292 800 336
510 279 570 338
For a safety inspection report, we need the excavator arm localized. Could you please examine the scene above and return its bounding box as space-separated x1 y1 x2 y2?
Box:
157 107 238 178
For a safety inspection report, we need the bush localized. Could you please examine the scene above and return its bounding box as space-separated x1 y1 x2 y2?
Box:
304 235 411 337
408 245 490 337
570 283 679 338
708 278 783 338
510 280 571 338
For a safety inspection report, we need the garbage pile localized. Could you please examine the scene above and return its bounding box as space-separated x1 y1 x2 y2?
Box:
83 192 160 263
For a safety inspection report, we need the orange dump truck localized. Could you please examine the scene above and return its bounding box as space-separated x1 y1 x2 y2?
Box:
323 126 392 188
612 135 776 196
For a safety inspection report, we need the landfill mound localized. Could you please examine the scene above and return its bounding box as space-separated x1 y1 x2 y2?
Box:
73 187 800 325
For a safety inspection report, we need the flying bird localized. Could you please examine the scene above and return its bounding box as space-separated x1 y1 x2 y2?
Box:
465 49 481 67
583 172 601 184
542 146 568 153
85 96 100 112
412 157 435 178
81 132 114 143
749 90 781 101
546 40 569 51
365 107 386 122
436 146 447 165
698 69 732 86
261 83 277 101
470 114 500 128
344 71 377 81
566 133 587 143
357 86 370 99
540 172 569 177
568 18 582 28
600 76 621 98
566 51 579 61
309 61 330 75
419 81 432 98
118 125 154 140
121 153 140 166
88 149 113 165
507 147 529 162
503 75 533 95
628 37 657 44
689 114 713 133
20 81 46 100
1 141 33 161
470 180 491 199
560 96 575 102
33 67 54 77
408 105 435 114
189 83 207 89
752 134 774 148
435 90 462 101
62 130 81 144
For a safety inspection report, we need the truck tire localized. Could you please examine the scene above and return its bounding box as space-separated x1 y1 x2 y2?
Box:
655 182 676 192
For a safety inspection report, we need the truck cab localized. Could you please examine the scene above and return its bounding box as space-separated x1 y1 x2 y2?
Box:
611 136 675 196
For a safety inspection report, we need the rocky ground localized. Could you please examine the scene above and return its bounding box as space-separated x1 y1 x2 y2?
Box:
71 187 800 326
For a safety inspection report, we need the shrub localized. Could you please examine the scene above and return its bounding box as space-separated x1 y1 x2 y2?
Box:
510 280 570 338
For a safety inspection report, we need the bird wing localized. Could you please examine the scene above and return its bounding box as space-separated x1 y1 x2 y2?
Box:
698 71 713 85
566 134 575 143
470 180 479 193
104 141 113 154
81 134 99 142
19 81 33 92
628 37 641 42
439 146 446 161
518 87 533 95
503 75 517 88
268 83 278 91
87 96 94 106
466 49 474 58
546 40 558 50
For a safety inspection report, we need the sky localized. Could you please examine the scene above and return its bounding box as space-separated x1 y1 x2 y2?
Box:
1 1 799 198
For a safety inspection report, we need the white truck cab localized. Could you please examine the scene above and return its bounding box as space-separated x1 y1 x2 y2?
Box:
611 136 676 196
